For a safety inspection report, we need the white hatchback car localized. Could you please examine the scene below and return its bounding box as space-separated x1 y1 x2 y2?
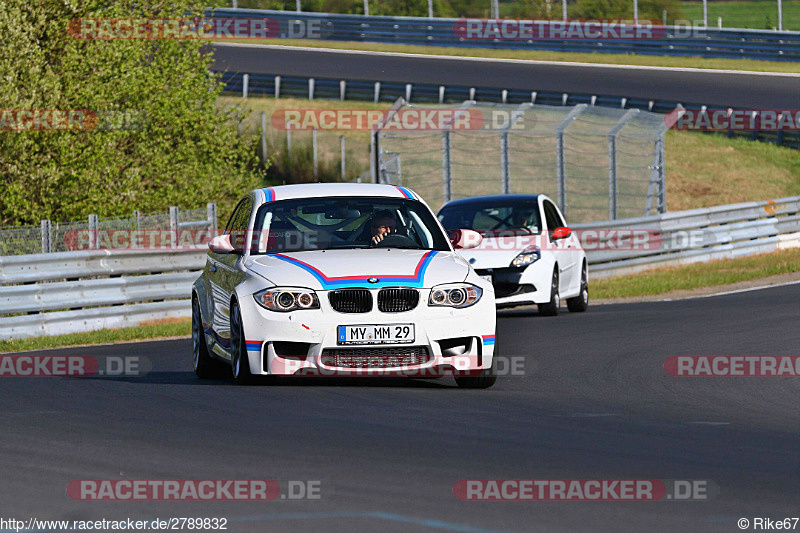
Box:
437 194 588 315
192 183 497 388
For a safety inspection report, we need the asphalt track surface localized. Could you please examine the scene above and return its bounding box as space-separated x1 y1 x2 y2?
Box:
211 43 800 109
2 283 799 532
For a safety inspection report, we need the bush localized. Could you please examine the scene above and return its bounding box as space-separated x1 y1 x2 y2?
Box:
0 0 263 226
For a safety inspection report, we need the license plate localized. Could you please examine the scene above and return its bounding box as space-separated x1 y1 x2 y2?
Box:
480 274 493 284
337 324 415 345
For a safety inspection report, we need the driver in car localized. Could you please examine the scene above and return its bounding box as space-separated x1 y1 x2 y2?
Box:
370 210 398 245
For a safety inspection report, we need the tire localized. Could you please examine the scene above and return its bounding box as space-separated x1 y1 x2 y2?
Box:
537 269 560 316
192 297 224 379
229 301 255 385
455 338 498 389
567 262 589 313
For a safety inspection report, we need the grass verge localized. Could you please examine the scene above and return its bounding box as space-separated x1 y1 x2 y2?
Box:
216 39 800 73
591 247 800 298
682 0 800 31
0 319 190 354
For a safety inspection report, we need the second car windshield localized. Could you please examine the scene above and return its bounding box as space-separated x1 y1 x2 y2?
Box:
250 196 451 254
438 202 542 235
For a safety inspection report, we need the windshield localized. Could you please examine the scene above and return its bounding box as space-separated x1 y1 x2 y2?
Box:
438 201 541 235
251 196 451 254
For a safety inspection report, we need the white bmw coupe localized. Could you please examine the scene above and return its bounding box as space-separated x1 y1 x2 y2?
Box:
192 183 497 388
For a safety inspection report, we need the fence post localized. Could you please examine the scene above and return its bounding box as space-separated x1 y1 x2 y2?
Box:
242 73 249 98
340 80 346 101
309 78 315 100
88 214 99 249
405 84 412 103
607 109 639 220
374 82 380 103
340 135 346 180
169 206 178 249
207 203 218 237
260 111 268 164
40 220 51 253
370 130 377 183
658 136 667 213
312 129 318 179
363 0 369 15
133 210 141 249
287 129 292 153
499 103 531 195
554 104 588 216
275 75 281 98
442 130 452 204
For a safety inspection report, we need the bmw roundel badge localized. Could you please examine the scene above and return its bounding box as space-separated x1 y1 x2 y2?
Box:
368 277 379 284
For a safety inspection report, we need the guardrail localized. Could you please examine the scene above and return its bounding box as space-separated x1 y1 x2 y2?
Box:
0 249 207 339
211 8 800 61
218 72 800 150
577 195 800 278
1 195 798 339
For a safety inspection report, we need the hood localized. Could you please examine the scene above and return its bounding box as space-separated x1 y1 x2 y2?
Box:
245 248 469 290
456 234 544 269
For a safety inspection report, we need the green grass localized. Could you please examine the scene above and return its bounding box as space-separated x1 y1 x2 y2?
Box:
217 39 800 73
0 320 190 354
592 247 800 298
681 0 800 31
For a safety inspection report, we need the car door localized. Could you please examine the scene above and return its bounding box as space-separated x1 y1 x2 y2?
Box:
209 197 253 357
542 199 579 294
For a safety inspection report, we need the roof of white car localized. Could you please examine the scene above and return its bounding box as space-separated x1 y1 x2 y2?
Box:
258 183 418 202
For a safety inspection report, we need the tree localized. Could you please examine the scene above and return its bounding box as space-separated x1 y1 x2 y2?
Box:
0 0 261 226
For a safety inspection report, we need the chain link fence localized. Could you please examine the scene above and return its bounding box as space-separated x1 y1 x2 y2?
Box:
375 101 680 223
0 205 217 257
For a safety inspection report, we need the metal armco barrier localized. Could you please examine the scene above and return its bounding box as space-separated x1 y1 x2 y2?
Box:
1 195 799 339
576 195 800 278
210 9 800 62
0 249 207 339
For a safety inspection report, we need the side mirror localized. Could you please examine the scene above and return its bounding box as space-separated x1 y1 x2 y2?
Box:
449 229 483 250
208 234 237 254
551 226 572 241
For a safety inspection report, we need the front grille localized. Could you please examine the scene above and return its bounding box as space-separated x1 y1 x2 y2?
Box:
321 347 431 368
329 289 372 313
377 288 419 312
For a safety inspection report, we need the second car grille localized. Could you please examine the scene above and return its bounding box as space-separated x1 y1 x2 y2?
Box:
329 289 373 313
377 288 419 312
321 347 431 368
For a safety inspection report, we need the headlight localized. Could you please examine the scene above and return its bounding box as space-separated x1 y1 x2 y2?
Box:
511 245 540 267
254 288 320 312
428 283 482 308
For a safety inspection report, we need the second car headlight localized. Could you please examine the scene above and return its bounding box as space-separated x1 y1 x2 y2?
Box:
511 245 541 267
428 283 482 308
254 288 320 312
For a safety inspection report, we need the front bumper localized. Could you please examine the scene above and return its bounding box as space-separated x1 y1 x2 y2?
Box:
237 287 497 377
476 260 553 308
